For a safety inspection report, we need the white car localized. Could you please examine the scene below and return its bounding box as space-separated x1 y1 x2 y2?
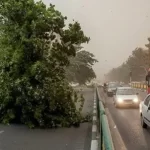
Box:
113 87 139 108
140 94 150 128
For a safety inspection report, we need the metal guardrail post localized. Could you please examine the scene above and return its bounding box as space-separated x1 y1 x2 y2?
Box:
101 115 114 150
96 88 101 149
96 89 100 123
99 101 105 150
96 87 114 150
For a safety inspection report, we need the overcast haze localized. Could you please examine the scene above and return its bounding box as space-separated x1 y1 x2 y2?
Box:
41 0 150 79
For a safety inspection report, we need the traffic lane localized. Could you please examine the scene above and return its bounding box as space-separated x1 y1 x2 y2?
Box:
0 89 93 150
103 93 150 150
136 90 147 101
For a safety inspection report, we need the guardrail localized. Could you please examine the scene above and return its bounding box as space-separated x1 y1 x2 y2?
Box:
131 82 147 90
96 87 114 150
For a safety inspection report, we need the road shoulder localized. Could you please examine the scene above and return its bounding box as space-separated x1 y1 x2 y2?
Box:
105 108 127 150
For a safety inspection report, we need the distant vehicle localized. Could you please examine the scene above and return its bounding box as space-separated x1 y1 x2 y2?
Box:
140 94 150 128
98 83 104 87
107 82 120 97
103 83 108 93
113 87 139 108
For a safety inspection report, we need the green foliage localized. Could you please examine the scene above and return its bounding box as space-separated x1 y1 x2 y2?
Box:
81 113 92 122
106 38 150 82
66 48 98 85
106 63 130 83
0 0 90 128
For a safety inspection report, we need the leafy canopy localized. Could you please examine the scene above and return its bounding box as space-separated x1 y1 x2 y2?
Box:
66 47 97 84
106 37 150 82
0 0 90 128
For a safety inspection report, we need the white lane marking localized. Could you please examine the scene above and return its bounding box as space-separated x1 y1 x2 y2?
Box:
93 105 96 109
93 109 96 114
90 140 98 150
92 125 97 132
93 102 96 106
93 116 97 121
93 95 95 101
0 130 4 134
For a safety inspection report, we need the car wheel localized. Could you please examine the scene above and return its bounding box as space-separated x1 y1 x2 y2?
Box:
141 115 147 128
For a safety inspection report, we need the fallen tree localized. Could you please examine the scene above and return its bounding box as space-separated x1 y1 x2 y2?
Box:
0 0 90 128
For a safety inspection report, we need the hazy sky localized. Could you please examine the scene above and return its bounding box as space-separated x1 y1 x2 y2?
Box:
41 0 150 79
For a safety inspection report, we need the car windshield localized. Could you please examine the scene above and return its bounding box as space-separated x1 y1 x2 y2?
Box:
116 89 136 95
109 84 119 88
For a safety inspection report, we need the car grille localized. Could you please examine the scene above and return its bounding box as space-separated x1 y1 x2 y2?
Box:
124 99 133 103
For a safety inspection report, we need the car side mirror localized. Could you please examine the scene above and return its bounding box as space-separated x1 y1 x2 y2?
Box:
148 106 150 110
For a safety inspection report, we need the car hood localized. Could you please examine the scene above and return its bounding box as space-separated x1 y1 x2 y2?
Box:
108 88 116 91
116 95 138 100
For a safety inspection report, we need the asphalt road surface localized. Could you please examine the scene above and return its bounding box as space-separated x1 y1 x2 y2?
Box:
99 88 150 150
0 87 94 150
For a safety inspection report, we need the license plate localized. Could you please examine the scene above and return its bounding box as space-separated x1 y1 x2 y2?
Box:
124 100 133 103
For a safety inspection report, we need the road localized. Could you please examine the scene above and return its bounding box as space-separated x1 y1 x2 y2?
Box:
0 87 94 150
99 88 150 150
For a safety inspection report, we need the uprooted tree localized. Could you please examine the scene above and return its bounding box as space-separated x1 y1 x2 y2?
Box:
0 0 91 128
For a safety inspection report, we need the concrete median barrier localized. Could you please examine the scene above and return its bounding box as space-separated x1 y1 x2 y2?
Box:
131 82 147 92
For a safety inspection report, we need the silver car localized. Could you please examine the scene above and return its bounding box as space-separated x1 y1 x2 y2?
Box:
107 83 120 97
113 87 139 108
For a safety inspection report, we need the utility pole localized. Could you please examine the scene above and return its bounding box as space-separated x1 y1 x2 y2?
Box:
129 71 132 83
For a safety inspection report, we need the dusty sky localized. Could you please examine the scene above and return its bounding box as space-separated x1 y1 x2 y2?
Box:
41 0 150 79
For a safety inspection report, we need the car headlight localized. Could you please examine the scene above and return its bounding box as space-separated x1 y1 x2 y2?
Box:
117 98 123 103
133 98 138 103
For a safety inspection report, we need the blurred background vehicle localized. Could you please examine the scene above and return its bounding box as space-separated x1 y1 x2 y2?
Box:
106 82 120 97
103 82 108 93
